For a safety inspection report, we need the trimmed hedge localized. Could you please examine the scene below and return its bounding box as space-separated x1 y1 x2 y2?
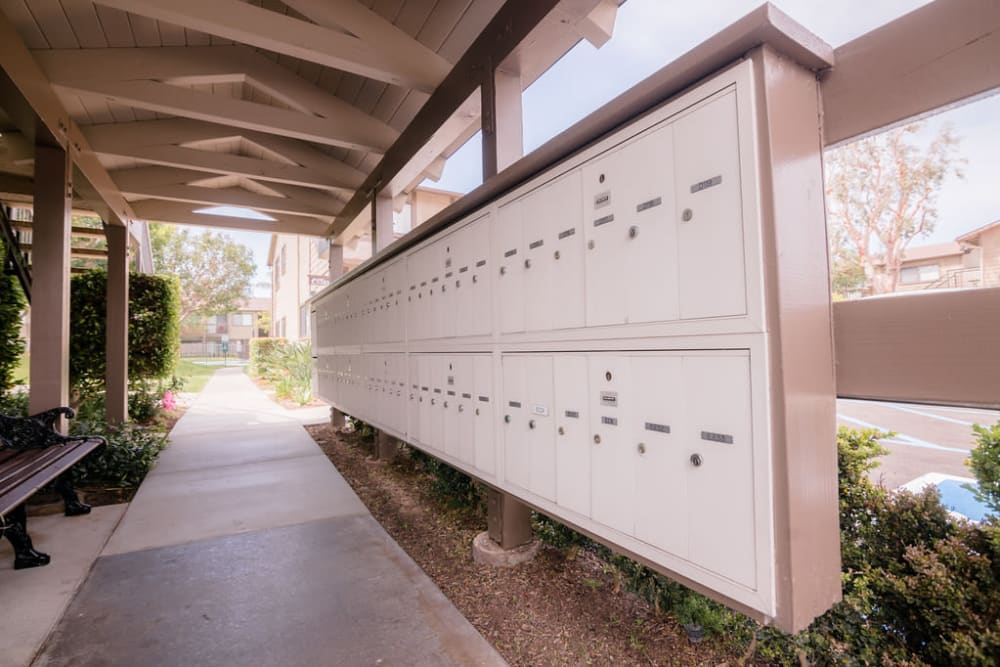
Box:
0 236 27 392
70 270 180 390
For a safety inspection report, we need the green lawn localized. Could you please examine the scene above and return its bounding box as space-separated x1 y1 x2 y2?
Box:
173 359 219 394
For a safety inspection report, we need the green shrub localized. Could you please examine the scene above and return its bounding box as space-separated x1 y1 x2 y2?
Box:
0 390 28 417
0 235 27 393
69 270 180 393
248 337 286 378
69 418 168 487
408 446 484 512
968 422 1000 517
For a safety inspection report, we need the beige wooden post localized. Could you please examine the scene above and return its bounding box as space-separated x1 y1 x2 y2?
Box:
29 145 73 427
105 222 130 423
480 63 534 551
372 196 394 254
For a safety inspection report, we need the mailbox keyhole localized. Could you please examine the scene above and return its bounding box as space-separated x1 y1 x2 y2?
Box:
553 250 560 260
628 225 639 239
690 453 703 467
524 258 532 269
504 414 511 424
605 371 613 382
593 434 601 444
598 173 605 183
528 419 536 430
682 208 694 222
558 426 565 435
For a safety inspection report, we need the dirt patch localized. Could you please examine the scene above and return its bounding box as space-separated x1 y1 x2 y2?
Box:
308 424 744 667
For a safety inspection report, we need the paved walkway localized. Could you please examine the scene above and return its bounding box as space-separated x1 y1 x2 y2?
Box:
35 369 505 667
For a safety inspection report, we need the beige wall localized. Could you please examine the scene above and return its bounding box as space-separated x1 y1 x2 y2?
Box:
981 226 1000 287
895 253 968 291
271 235 336 340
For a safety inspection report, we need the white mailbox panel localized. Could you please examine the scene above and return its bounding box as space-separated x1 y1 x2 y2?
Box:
310 61 837 625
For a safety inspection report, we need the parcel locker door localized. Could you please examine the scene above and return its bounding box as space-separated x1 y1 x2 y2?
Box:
473 354 495 476
496 200 525 334
406 251 422 341
683 354 756 587
384 261 405 343
583 148 629 326
501 355 530 491
463 216 492 336
588 355 633 535
408 354 420 442
523 355 556 501
674 92 746 320
631 355 687 556
553 355 591 517
426 242 445 339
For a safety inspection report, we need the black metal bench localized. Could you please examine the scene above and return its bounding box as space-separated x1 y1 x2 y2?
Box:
0 407 105 569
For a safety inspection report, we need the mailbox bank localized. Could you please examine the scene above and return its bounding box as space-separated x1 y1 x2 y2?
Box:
312 34 841 633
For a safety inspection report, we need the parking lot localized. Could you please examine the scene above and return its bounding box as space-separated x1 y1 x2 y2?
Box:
836 399 999 489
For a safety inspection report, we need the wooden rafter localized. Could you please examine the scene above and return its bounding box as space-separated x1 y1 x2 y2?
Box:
130 199 330 236
89 0 450 92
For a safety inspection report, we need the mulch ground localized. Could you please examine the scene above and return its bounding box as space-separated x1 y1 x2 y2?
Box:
307 424 749 667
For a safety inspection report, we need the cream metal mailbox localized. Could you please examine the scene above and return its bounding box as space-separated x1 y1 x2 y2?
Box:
312 42 840 633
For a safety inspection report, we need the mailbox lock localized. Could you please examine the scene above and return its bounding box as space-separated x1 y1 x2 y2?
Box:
588 240 596 250
458 405 464 413
598 173 606 184
475 408 480 416
628 225 639 239
500 266 507 276
524 258 532 269
690 453 703 467
682 208 694 222
593 434 601 444
419 397 423 402
637 442 647 455
472 275 479 284
441 285 446 292
431 398 436 405
409 393 414 400
504 414 511 424
553 250 560 260
443 401 449 408
605 371 613 382
558 426 565 435
528 419 536 430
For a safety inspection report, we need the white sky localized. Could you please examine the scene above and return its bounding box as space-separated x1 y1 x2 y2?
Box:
222 0 999 294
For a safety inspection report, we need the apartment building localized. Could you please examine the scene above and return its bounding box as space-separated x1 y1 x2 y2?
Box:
894 219 1000 291
179 297 271 359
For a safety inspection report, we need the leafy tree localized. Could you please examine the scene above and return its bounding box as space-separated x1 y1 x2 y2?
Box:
825 122 962 296
149 223 256 321
0 235 27 392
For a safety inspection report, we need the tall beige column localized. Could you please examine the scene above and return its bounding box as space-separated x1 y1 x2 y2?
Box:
479 63 535 554
328 240 346 430
372 196 394 253
29 145 72 424
105 222 129 423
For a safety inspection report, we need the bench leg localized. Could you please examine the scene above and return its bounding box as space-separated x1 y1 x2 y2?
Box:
54 473 91 517
3 505 51 570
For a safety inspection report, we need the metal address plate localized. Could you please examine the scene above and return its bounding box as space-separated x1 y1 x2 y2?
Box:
690 175 722 193
701 430 734 444
600 391 618 407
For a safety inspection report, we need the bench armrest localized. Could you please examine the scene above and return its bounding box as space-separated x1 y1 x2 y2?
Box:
29 407 76 429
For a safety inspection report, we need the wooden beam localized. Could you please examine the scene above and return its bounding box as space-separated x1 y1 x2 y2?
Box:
0 11 131 225
55 79 394 153
37 46 399 147
84 119 366 189
90 0 448 92
821 0 1000 146
90 142 359 191
331 0 565 236
281 0 451 83
12 221 105 239
130 200 330 236
119 183 339 218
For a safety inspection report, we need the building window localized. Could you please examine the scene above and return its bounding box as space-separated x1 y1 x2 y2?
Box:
231 313 253 327
900 264 941 284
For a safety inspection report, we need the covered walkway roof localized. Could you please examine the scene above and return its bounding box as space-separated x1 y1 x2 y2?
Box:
0 0 620 243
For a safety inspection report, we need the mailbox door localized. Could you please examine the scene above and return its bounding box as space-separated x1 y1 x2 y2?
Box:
631 354 687 556
588 355 633 535
523 354 556 501
683 353 756 587
501 355 529 490
408 354 420 441
455 355 476 466
473 354 495 476
464 216 492 336
582 149 629 327
674 92 746 320
554 355 591 517
496 200 525 334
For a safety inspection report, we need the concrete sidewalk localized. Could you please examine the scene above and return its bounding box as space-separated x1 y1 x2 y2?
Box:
35 368 505 667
